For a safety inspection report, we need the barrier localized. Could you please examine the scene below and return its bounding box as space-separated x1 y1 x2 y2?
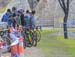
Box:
0 36 24 57
10 36 24 57
17 25 25 57
18 36 24 57
11 40 19 57
0 25 25 57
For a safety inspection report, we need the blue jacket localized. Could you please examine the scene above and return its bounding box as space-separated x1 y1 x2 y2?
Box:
30 15 35 27
2 12 11 22
8 18 16 28
24 14 35 27
24 14 31 27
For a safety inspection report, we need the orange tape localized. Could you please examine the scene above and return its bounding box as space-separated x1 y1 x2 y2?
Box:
11 45 18 54
18 45 24 54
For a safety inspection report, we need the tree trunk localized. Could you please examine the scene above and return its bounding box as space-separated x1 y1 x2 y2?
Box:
63 13 68 39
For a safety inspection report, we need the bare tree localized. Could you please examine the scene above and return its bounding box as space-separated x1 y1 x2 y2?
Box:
58 0 72 39
58 0 73 39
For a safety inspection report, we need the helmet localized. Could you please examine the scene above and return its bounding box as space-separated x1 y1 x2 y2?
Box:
17 9 24 14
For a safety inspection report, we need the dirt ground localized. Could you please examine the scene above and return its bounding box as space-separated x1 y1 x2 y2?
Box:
1 47 44 57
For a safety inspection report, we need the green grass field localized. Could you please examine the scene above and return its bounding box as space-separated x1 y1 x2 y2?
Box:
37 28 75 57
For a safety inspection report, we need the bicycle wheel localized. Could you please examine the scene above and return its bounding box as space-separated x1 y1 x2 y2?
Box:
25 31 33 47
32 31 37 47
36 30 41 42
23 38 26 49
21 30 26 49
2 36 11 52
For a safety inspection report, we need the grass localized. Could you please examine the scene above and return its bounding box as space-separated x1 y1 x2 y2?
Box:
57 36 75 57
37 28 75 57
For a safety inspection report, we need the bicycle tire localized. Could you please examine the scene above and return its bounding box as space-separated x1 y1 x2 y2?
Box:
32 31 37 47
36 30 41 42
25 30 33 47
2 36 11 52
21 30 27 48
22 37 26 49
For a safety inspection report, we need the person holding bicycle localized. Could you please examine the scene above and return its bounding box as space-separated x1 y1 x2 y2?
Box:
1 9 12 22
24 10 31 27
24 10 36 29
30 10 36 29
23 10 36 47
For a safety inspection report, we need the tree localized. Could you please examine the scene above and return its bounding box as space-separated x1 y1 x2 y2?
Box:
58 0 73 39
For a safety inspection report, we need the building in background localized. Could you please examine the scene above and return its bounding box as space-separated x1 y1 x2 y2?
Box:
35 0 75 28
0 0 75 28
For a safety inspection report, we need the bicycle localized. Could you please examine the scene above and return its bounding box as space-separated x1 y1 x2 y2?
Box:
22 26 41 47
22 27 33 47
0 29 11 52
31 26 41 47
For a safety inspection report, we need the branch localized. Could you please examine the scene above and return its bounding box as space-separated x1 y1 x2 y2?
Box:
67 0 69 13
58 0 64 9
61 0 66 13
58 0 66 13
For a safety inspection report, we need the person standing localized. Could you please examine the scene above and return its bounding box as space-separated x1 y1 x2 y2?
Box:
12 7 17 15
30 10 36 28
8 13 17 29
20 9 25 26
16 10 22 26
24 10 31 27
1 9 12 22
